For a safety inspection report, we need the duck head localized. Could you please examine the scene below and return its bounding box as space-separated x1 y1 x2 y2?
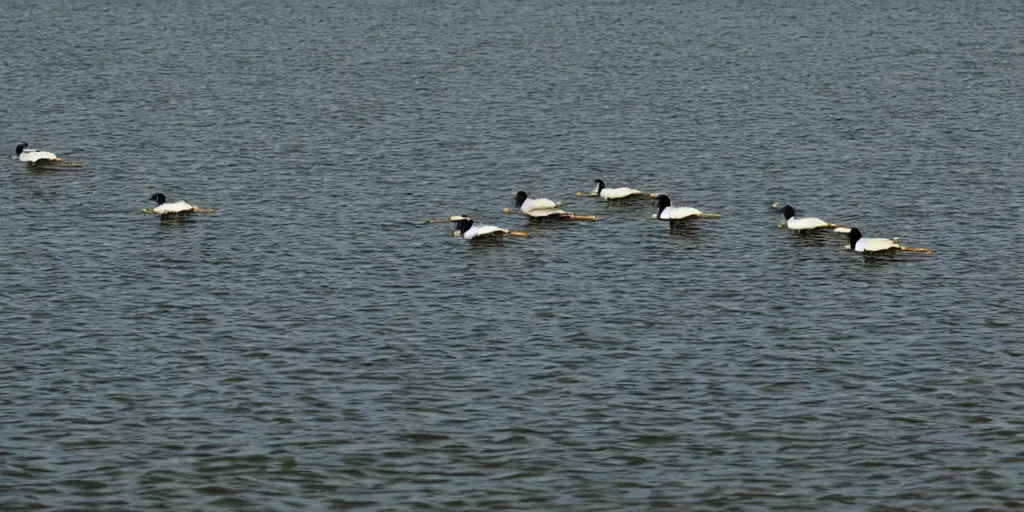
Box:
452 217 474 235
513 191 528 208
847 227 862 248
653 194 672 215
782 205 796 220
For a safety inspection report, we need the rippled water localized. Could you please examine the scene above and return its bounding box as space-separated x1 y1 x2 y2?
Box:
2 0 1022 509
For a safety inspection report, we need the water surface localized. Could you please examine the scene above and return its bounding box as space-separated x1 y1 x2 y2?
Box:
1 0 1022 509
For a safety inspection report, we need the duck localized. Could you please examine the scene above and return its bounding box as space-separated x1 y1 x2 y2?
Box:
145 193 214 216
513 191 562 213
779 205 851 233
651 194 720 221
847 227 931 254
502 192 596 221
14 143 64 164
502 206 597 221
582 179 648 200
450 216 528 240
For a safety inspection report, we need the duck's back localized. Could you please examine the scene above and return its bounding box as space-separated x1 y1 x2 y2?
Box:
787 217 829 230
19 150 59 163
657 206 701 220
524 207 566 218
600 187 638 199
154 201 195 214
522 197 557 212
855 237 896 252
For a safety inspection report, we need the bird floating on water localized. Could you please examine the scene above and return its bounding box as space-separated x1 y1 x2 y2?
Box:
847 227 931 254
449 215 528 240
513 191 562 212
502 207 597 221
502 191 595 221
651 194 720 221
577 179 650 200
14 142 81 167
778 205 851 233
425 215 528 239
142 193 214 218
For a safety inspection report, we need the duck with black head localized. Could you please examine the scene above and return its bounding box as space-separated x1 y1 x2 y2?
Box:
445 215 528 240
777 204 851 233
143 193 214 217
651 194 720 221
846 227 931 255
576 179 650 200
14 142 64 164
513 191 561 212
502 190 596 221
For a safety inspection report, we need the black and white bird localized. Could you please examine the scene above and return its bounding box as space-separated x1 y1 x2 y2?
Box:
513 191 561 212
504 191 595 221
450 215 527 240
847 227 931 254
14 143 63 164
779 205 850 233
145 193 214 217
583 179 649 200
651 194 720 221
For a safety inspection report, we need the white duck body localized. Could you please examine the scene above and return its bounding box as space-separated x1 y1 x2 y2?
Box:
153 200 196 214
462 224 508 240
15 143 63 163
598 186 643 200
786 216 831 230
853 237 897 252
523 207 567 218
20 150 61 163
520 197 558 212
655 206 702 220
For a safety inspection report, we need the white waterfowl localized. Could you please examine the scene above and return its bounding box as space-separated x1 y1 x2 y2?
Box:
579 179 648 200
451 216 527 240
847 227 931 254
500 191 595 221
651 194 720 221
513 191 561 213
780 205 851 233
15 143 63 164
502 207 596 221
144 193 214 216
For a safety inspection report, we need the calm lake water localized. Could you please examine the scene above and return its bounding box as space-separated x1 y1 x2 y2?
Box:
2 0 1022 510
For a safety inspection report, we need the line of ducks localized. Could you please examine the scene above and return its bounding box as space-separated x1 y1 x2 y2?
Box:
13 143 931 254
429 179 931 255
13 142 213 220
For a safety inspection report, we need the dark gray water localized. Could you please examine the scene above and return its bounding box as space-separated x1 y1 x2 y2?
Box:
2 0 1022 509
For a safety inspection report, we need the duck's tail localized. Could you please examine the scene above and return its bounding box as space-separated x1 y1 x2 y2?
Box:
898 246 932 254
562 213 597 221
893 238 931 254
